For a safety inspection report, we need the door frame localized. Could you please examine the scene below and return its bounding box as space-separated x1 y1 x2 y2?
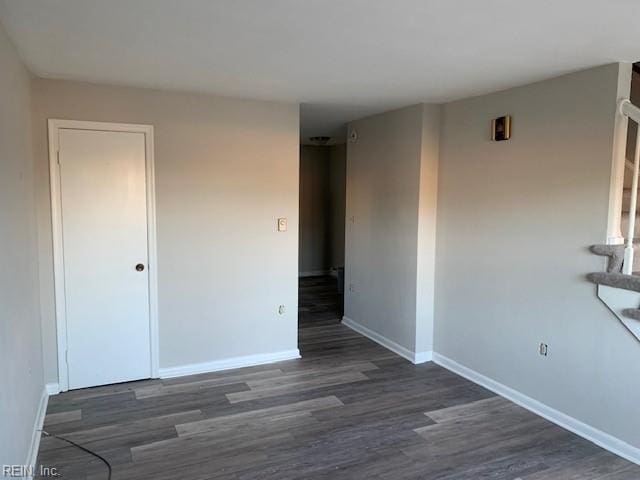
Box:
48 119 159 391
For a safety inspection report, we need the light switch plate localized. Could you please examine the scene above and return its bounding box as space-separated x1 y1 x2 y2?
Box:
277 218 287 232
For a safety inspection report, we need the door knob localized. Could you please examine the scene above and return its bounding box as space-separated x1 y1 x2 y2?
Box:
136 263 145 272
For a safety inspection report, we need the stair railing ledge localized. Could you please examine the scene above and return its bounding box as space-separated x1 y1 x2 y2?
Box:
586 271 640 293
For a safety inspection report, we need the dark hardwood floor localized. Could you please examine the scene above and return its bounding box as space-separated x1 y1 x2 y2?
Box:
298 275 343 329
37 275 640 479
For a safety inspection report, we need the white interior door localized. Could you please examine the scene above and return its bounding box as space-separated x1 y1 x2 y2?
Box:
58 128 151 389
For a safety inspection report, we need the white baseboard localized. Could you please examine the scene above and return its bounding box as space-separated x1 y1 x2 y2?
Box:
413 351 433 364
25 387 49 478
158 349 301 379
342 316 431 364
299 270 331 278
432 353 640 466
45 383 60 396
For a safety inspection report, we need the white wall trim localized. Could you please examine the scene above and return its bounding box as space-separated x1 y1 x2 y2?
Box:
432 352 640 466
413 351 433 364
48 119 159 391
298 270 331 278
45 383 60 396
158 349 301 379
342 316 431 364
25 387 49 478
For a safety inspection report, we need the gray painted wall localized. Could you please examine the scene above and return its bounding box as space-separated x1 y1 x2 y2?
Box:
416 106 441 354
31 79 300 381
299 144 345 275
329 144 347 269
0 24 44 465
299 146 330 274
435 64 640 448
345 104 439 356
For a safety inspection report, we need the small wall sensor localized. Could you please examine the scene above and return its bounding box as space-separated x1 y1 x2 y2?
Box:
491 115 511 141
348 128 358 143
539 343 549 356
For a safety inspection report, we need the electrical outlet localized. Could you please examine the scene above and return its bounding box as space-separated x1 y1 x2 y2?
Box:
278 305 286 315
539 343 549 357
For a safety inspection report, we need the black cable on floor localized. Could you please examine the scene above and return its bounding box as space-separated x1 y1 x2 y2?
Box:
40 430 112 480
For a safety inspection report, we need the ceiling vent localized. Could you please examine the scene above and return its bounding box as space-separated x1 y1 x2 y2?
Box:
309 136 331 145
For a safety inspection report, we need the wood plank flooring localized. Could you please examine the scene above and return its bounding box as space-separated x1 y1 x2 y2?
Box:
36 276 640 479
298 275 343 328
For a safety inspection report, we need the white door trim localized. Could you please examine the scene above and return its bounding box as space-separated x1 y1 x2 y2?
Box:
48 119 159 391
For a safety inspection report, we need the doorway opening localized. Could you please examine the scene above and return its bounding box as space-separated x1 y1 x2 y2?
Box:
298 140 346 335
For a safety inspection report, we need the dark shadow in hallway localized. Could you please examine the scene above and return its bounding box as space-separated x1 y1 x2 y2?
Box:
298 275 343 330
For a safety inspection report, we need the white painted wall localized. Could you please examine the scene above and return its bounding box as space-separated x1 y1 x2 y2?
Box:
31 79 300 381
345 104 439 359
435 63 640 449
0 23 44 466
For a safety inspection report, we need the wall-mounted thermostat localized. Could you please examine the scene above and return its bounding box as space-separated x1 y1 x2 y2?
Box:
491 115 511 141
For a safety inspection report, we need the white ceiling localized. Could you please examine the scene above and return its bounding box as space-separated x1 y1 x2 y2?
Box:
2 0 640 143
